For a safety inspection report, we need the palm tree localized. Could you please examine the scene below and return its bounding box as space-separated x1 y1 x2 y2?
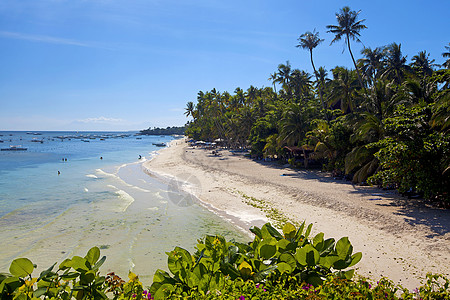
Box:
442 43 450 69
268 72 278 93
359 47 384 86
275 61 293 95
289 69 312 100
328 67 360 113
381 43 411 85
184 101 195 119
296 29 327 113
326 6 367 93
411 51 436 77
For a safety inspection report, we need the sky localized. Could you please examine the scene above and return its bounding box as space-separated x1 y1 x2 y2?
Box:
0 0 449 131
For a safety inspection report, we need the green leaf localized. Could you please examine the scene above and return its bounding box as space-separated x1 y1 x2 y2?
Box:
336 237 353 259
313 232 324 248
295 221 306 241
70 256 89 272
253 265 277 282
84 247 100 267
249 226 262 239
276 262 292 274
282 223 297 240
80 271 95 285
318 255 340 269
304 223 313 240
9 258 34 277
38 263 56 281
261 223 283 240
153 283 175 300
348 252 362 268
295 244 319 267
93 256 106 270
238 261 252 278
279 252 297 270
59 258 72 270
258 238 277 259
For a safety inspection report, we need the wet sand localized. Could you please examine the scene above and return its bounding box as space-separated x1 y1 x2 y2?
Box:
144 138 450 290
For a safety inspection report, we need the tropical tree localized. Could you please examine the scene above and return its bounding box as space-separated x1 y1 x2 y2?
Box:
328 67 360 113
359 47 384 86
442 43 450 69
184 101 195 119
296 30 327 112
381 43 411 85
326 6 367 92
411 50 436 77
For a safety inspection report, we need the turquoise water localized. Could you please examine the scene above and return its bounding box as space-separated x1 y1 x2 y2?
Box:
0 131 247 282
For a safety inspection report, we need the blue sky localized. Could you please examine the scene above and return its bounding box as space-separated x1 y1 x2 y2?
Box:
0 0 448 131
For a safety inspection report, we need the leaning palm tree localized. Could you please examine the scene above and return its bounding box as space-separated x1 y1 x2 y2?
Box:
296 29 327 114
326 6 367 92
184 101 195 119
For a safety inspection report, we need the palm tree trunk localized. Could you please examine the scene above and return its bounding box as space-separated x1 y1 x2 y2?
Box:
310 49 328 121
346 35 368 97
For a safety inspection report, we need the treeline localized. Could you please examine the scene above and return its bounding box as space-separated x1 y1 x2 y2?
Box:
140 126 185 135
184 6 449 203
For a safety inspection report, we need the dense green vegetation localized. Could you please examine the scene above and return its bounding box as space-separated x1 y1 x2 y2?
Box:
140 126 185 136
1 222 449 299
184 6 449 204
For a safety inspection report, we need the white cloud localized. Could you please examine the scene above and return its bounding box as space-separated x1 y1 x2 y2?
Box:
0 31 111 49
77 116 124 123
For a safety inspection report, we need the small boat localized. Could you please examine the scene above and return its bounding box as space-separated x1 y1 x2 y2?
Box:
152 142 166 147
1 145 27 151
136 137 142 140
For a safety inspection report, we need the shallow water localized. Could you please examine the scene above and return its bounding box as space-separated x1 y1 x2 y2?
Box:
0 131 248 283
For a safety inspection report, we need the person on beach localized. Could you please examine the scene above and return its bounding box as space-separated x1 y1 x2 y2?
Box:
58 171 60 175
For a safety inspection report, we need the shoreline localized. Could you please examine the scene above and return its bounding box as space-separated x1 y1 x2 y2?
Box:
143 138 450 290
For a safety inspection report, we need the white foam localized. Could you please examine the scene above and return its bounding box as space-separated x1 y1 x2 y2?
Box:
107 184 118 190
95 169 116 177
132 186 151 193
115 190 135 212
84 188 89 192
86 174 98 179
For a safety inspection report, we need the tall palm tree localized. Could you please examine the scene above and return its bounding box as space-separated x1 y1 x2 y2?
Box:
275 61 292 95
442 43 450 69
296 29 327 113
268 72 278 93
326 6 367 92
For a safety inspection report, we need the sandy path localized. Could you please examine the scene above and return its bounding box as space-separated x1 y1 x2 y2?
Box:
143 139 450 290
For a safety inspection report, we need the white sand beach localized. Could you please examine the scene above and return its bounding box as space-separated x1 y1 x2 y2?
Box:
144 138 450 290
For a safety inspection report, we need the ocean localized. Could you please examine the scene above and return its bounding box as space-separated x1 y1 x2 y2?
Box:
0 131 247 283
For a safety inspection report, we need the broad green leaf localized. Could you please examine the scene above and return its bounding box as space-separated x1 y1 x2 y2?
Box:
318 255 340 269
295 244 319 267
319 238 336 256
336 237 353 259
80 271 95 285
59 258 72 270
38 263 56 281
348 252 362 268
70 256 89 272
279 253 297 270
84 247 100 267
9 258 34 277
258 238 277 259
153 283 175 300
313 232 324 248
283 223 297 240
238 261 252 278
276 262 292 274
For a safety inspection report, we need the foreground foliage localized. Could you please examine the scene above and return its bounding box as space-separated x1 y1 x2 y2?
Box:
0 223 449 299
